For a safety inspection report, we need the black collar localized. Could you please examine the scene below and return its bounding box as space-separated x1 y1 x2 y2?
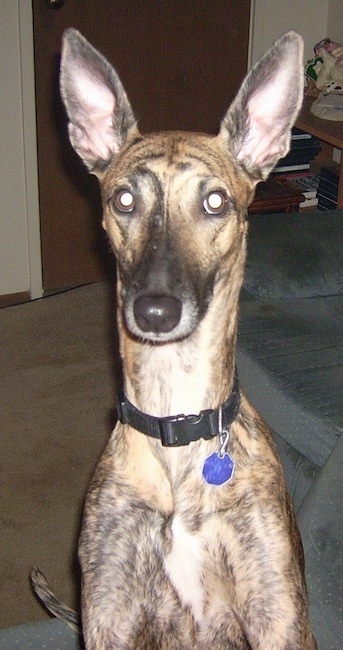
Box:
116 372 240 447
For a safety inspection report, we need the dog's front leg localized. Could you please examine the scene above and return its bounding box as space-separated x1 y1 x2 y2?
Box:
80 507 195 650
228 530 316 649
78 437 196 650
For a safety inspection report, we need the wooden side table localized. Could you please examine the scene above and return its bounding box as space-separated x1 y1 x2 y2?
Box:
296 96 343 208
249 177 304 214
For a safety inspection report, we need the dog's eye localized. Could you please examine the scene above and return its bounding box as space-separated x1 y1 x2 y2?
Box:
203 191 227 216
113 189 135 213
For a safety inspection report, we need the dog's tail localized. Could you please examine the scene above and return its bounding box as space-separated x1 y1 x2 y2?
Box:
30 566 80 633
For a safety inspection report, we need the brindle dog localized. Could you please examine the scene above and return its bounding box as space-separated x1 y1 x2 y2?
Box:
38 29 317 649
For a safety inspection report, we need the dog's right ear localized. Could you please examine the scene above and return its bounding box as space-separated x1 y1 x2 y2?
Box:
60 28 138 176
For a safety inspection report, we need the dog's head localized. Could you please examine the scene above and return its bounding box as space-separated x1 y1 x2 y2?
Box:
60 30 303 343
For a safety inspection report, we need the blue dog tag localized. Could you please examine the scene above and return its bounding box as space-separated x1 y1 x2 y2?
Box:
202 451 235 486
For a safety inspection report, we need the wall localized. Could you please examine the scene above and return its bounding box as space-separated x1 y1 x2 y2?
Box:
250 0 329 66
326 0 343 42
0 1 41 301
0 2 30 296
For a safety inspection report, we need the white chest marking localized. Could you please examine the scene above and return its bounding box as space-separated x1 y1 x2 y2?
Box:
164 516 204 621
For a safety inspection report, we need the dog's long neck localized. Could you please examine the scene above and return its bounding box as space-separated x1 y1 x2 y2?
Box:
118 263 243 419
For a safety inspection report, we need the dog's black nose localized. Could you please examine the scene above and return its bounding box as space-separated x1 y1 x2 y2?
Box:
133 296 182 334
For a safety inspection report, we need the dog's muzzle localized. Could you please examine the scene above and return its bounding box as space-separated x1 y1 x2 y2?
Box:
133 295 182 334
121 243 215 342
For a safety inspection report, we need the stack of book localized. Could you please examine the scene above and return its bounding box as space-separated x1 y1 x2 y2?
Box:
274 128 322 173
272 128 322 208
279 172 320 209
317 163 339 211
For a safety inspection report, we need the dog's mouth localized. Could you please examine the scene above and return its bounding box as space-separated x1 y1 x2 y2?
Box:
123 292 203 343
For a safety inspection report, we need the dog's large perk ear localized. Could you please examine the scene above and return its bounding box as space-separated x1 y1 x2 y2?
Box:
60 28 138 175
220 31 304 180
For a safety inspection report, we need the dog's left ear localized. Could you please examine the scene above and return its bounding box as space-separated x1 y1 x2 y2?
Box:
60 28 138 176
220 31 304 181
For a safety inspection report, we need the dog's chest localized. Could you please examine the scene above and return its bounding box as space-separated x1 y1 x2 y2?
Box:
164 515 205 621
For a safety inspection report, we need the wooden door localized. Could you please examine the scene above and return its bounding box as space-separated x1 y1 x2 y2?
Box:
32 0 251 292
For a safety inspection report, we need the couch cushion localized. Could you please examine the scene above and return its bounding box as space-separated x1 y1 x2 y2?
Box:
270 429 320 511
244 209 343 298
237 292 343 468
297 433 343 650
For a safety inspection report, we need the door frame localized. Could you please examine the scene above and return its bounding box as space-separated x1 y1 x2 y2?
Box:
20 0 258 301
19 0 42 300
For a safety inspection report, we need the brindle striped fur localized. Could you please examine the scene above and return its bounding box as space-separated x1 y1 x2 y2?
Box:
58 29 317 648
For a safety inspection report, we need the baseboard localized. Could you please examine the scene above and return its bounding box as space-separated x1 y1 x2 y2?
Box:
0 291 31 307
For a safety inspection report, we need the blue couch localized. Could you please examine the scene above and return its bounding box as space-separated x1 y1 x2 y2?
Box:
237 208 343 649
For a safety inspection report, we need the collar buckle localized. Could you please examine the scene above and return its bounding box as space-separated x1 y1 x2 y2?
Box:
158 411 216 446
158 416 184 446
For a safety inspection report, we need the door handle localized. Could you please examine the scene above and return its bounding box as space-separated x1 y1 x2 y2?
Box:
45 0 65 8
